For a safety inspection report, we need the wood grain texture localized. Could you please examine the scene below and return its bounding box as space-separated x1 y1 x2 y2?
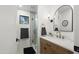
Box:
40 38 73 54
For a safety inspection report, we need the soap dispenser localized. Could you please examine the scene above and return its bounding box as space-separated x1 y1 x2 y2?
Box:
41 24 47 36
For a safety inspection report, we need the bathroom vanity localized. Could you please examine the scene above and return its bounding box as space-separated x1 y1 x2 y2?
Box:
40 36 74 54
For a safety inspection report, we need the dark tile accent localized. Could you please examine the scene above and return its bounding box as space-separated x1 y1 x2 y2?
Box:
24 47 36 54
20 28 29 39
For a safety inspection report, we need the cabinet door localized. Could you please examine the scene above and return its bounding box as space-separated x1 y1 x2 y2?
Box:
45 39 73 54
44 44 57 54
40 38 56 54
40 40 44 53
40 38 73 54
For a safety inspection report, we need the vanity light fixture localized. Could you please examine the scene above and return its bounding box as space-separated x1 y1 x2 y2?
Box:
50 19 53 22
48 17 53 23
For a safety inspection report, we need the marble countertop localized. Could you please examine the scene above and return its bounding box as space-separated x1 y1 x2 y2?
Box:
40 35 74 52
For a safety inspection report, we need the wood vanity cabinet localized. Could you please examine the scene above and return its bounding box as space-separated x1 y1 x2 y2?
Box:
40 38 73 54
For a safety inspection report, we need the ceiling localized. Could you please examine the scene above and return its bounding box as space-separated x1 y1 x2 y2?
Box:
17 5 38 14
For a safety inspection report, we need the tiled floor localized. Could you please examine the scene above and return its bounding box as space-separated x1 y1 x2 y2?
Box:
17 39 30 54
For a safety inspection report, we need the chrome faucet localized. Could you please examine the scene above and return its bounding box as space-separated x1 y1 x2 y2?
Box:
57 31 64 39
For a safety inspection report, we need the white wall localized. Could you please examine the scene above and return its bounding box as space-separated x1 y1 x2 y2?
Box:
38 5 74 53
74 5 79 47
38 5 61 35
38 5 74 40
0 6 17 54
